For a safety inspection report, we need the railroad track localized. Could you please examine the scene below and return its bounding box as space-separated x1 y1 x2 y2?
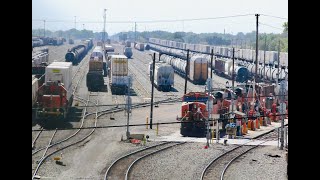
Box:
104 141 185 180
32 128 43 150
32 47 92 153
32 50 97 179
32 93 98 179
200 127 282 180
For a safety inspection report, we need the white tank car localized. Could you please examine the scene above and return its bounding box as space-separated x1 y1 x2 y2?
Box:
189 55 208 84
263 66 286 81
110 55 129 94
148 62 174 91
32 75 38 106
279 52 288 67
134 43 145 51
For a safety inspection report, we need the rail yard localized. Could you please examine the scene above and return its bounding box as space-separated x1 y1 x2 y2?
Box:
32 38 288 179
32 2 288 178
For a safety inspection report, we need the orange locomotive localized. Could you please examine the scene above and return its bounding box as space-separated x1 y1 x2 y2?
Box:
178 92 210 137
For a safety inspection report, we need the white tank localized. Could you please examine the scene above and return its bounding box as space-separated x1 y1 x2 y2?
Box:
45 62 73 100
32 75 38 106
154 62 174 86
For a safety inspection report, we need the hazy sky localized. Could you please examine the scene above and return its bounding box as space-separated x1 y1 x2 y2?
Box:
32 0 288 35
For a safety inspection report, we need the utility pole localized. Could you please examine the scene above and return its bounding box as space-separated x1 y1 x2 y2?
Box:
206 78 212 147
263 35 267 80
103 9 107 44
74 16 76 30
43 20 46 37
279 80 286 150
184 49 190 94
210 49 213 79
83 24 85 30
232 47 235 118
278 40 280 81
150 53 156 129
255 14 259 82
276 40 280 91
126 77 132 140
134 22 137 42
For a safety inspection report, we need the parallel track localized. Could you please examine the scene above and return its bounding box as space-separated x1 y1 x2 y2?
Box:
200 126 283 180
104 141 185 180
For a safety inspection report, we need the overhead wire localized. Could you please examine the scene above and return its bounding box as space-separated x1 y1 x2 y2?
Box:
32 14 254 24
260 14 288 20
259 22 284 31
31 113 288 132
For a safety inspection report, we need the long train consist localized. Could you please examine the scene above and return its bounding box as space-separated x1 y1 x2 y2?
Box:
160 54 208 84
149 38 288 68
109 55 130 94
35 62 73 119
86 46 107 91
238 61 288 81
65 45 87 65
148 61 174 91
32 37 64 49
65 39 93 65
150 43 287 82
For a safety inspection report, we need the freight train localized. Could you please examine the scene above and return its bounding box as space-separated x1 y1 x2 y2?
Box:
214 58 250 83
86 46 107 91
149 38 288 69
134 43 145 51
239 61 288 82
65 45 87 65
150 43 285 83
65 39 93 65
160 54 208 84
148 61 174 91
178 92 210 137
104 44 115 55
109 55 130 94
123 47 133 58
35 62 73 119
49 37 63 46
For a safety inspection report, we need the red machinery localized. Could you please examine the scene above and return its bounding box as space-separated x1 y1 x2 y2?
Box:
35 81 70 119
35 62 73 119
179 92 210 137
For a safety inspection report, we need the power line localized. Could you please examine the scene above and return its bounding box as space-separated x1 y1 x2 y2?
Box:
32 14 254 24
259 22 284 30
31 113 288 132
260 14 288 20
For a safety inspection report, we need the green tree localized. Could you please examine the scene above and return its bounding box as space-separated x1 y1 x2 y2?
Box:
283 22 288 33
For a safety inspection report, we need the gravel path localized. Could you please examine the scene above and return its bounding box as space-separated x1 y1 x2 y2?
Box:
223 145 287 180
129 142 237 180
